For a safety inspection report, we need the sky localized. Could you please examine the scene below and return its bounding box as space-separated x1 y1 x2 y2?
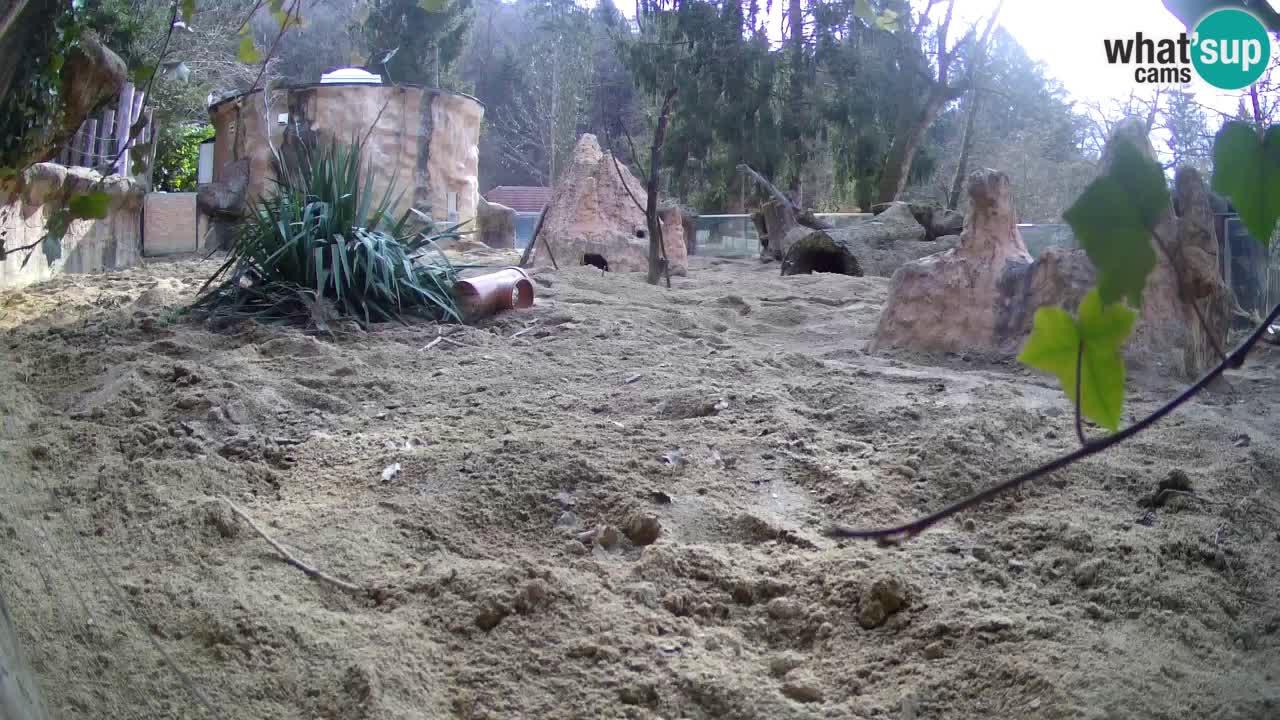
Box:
955 0 1279 112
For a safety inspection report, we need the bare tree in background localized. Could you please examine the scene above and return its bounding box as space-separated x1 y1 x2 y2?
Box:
875 0 1001 204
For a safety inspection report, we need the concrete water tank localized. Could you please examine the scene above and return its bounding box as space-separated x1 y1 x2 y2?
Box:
207 82 484 226
320 67 383 85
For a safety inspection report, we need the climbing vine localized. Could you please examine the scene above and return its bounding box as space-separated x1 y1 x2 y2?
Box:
830 119 1280 542
0 8 86 171
0 0 298 264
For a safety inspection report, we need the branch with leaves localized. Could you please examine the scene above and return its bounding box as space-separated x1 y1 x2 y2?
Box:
830 119 1280 543
1 0 298 264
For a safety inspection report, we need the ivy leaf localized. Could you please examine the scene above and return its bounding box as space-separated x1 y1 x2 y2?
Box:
238 36 262 64
132 64 156 85
68 191 111 219
1018 289 1136 432
875 9 899 31
180 0 195 24
1063 139 1167 308
130 143 152 175
24 208 69 270
1211 122 1280 247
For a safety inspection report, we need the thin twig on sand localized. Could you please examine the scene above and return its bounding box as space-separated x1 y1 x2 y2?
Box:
220 497 366 595
512 320 542 338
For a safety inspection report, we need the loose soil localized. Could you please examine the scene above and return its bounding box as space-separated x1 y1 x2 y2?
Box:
1 254 1278 719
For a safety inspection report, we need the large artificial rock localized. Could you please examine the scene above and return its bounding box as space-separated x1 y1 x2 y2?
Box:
871 169 1034 353
679 208 699 255
60 34 128 150
197 159 251 251
1147 165 1231 378
871 202 964 241
476 196 516 249
3 165 142 288
1088 118 1229 378
872 119 1231 378
531 134 687 275
197 159 250 218
3 30 127 168
781 201 949 278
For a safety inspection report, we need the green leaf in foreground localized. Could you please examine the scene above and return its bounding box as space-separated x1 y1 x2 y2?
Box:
1063 139 1168 308
238 36 262 64
1018 289 1136 432
1211 122 1280 247
68 191 111 219
180 0 195 24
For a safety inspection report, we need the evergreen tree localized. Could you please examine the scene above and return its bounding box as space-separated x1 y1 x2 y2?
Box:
363 0 474 85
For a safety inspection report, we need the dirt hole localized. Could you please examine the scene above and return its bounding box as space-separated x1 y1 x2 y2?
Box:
784 246 862 277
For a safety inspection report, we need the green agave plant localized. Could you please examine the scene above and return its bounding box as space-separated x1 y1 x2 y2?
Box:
192 139 467 327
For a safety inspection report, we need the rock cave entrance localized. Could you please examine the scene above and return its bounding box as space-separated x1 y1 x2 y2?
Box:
582 253 609 272
782 236 863 277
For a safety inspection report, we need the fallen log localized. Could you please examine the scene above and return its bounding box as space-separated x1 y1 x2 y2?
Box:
780 202 949 277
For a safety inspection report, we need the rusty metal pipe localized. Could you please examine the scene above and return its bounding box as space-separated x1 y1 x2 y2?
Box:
455 267 534 321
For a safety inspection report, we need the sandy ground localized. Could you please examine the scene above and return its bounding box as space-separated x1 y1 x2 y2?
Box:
0 253 1278 720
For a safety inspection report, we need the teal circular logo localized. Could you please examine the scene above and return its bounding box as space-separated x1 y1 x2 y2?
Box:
1192 9 1272 90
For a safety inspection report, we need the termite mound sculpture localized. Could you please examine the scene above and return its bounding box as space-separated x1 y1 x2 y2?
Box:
871 117 1228 380
529 135 688 276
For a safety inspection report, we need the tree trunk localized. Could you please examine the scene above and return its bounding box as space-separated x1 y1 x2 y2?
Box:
785 0 807 198
549 57 559 186
646 88 677 286
876 94 947 204
760 198 797 260
948 88 981 210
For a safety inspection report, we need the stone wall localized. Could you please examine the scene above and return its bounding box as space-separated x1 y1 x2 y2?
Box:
0 164 142 290
143 192 212 256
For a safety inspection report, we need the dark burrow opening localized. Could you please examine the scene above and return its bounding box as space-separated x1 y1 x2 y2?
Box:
582 253 609 272
783 244 862 276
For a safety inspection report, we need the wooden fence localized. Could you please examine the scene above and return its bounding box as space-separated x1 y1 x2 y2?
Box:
56 82 154 177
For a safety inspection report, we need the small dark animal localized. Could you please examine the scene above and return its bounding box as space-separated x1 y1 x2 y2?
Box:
582 253 609 273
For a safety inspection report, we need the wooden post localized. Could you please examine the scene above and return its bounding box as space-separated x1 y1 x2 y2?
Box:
98 106 115 175
113 82 135 175
127 91 147 177
79 119 98 167
141 108 157 187
67 126 85 168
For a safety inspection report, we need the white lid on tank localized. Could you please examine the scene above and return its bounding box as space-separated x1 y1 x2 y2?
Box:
319 67 382 84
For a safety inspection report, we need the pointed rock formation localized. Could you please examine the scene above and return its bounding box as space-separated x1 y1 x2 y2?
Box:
872 119 1231 381
531 135 688 276
870 169 1037 353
